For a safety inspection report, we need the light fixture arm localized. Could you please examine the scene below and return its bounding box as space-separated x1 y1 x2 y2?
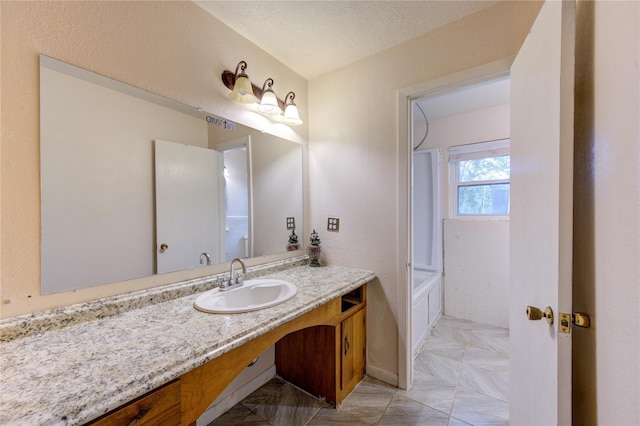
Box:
285 91 296 105
234 60 249 79
261 78 275 94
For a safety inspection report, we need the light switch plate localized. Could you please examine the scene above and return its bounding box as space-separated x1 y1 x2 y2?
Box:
327 217 340 232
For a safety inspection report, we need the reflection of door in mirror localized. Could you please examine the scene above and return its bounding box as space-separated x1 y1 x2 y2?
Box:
220 137 252 262
40 55 304 295
155 140 221 274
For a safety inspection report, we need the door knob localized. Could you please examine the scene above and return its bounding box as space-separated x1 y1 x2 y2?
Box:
526 305 554 325
160 243 169 252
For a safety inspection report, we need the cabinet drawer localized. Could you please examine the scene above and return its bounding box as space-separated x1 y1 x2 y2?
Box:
87 380 181 426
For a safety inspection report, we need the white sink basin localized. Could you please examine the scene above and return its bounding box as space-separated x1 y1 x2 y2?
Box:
194 279 297 314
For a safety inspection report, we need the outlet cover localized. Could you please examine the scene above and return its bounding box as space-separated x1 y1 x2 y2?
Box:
286 217 295 230
327 217 340 232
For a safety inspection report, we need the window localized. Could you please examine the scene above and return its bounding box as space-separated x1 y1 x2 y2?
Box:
449 139 510 216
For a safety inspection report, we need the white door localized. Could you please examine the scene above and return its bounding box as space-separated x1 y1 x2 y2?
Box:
509 1 575 424
155 140 221 274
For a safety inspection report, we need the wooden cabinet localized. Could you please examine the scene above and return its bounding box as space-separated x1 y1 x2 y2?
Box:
275 285 366 406
87 380 181 426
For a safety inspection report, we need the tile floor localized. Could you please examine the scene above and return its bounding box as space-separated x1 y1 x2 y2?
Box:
208 315 509 426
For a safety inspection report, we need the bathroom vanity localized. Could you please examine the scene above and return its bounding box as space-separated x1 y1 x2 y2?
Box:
0 258 374 425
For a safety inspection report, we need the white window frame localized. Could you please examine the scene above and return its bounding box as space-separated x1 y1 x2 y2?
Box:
448 138 510 218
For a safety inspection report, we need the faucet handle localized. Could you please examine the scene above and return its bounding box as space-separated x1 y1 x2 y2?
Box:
234 272 244 285
220 275 231 290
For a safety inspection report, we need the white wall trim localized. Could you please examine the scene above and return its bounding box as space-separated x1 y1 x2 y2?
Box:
366 364 399 387
396 56 513 392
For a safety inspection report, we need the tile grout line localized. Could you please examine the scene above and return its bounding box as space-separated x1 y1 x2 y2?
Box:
446 331 471 424
373 386 399 426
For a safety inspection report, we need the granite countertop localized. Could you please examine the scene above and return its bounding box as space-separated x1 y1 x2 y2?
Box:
0 260 375 425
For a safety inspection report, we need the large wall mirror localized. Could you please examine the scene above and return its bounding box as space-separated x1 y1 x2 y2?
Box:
40 55 303 295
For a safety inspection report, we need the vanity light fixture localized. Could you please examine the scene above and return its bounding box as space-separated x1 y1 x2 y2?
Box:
282 92 303 126
257 78 282 116
226 61 258 104
221 61 303 126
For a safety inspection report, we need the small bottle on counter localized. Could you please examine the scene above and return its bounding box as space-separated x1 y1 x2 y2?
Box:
287 228 300 251
308 229 321 267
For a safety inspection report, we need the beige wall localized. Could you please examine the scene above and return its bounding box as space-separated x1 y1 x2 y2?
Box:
573 1 640 424
0 1 308 317
308 1 542 382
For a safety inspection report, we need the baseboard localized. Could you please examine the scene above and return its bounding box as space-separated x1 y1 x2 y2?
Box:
196 365 277 425
366 364 399 387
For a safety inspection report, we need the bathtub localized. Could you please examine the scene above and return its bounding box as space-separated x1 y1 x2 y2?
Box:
412 268 442 357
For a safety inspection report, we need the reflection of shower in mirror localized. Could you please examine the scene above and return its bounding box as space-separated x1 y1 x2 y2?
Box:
221 143 251 262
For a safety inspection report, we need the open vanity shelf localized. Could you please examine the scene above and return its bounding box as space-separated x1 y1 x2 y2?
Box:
341 285 365 314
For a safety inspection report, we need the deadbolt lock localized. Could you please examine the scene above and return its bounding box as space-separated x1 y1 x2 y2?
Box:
526 305 554 325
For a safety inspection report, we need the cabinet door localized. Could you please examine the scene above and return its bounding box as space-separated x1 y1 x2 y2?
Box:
276 325 338 405
341 309 366 393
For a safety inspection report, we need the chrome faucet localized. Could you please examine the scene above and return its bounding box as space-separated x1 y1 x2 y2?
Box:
220 258 246 291
199 252 211 266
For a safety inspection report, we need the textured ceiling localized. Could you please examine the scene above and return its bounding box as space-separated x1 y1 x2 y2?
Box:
195 1 499 80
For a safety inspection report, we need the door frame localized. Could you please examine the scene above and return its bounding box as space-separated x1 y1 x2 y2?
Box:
396 58 513 390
